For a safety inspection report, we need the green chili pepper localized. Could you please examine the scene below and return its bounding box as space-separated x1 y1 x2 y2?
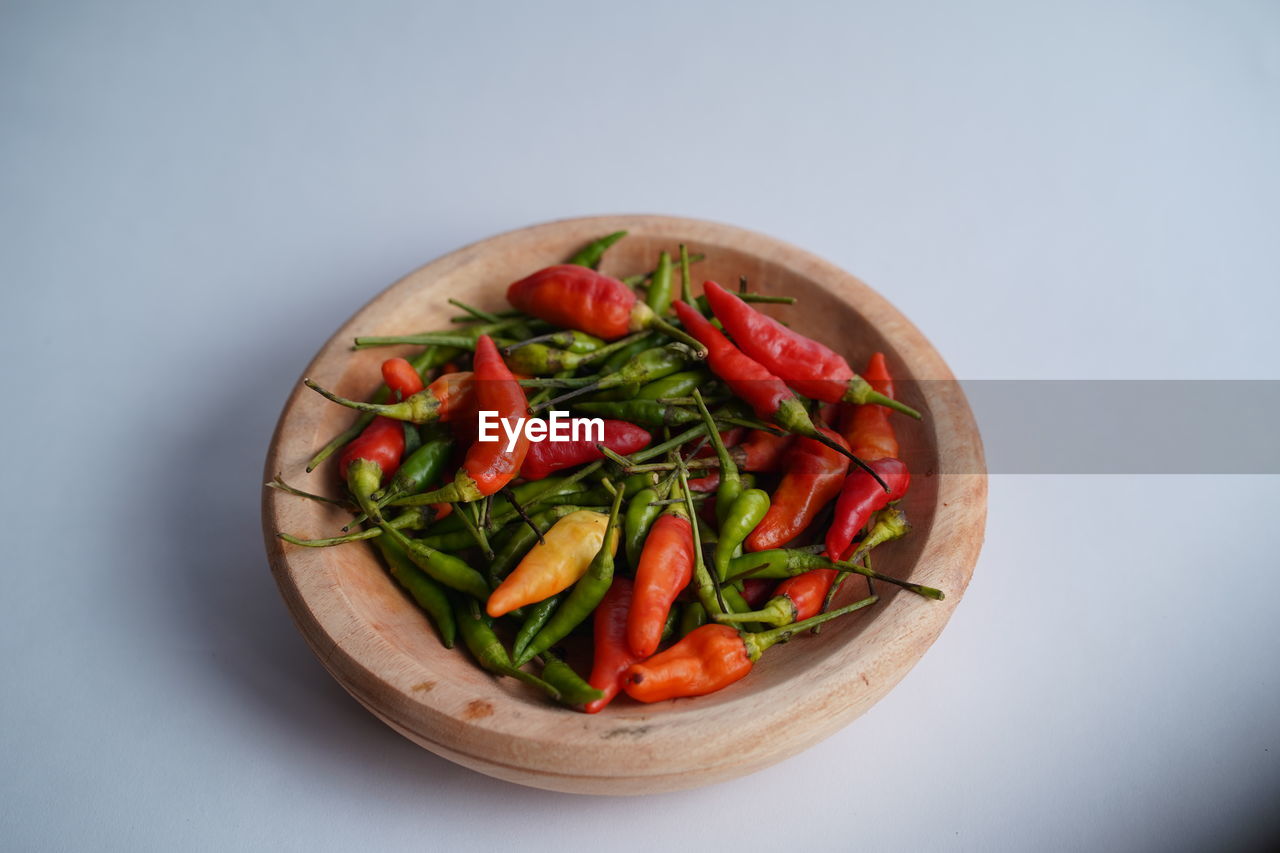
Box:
691 388 743 528
601 333 661 373
538 652 604 707
714 489 771 581
512 594 562 661
454 597 561 700
536 345 695 411
372 533 456 648
646 250 674 315
724 547 826 580
634 370 713 401
372 426 452 506
515 483 624 666
571 400 700 428
679 601 708 637
567 230 627 269
662 605 681 643
621 472 659 497
505 332 647 376
503 329 605 356
624 480 670 566
378 520 491 600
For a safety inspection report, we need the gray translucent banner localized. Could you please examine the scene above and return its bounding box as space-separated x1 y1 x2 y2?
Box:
929 380 1279 474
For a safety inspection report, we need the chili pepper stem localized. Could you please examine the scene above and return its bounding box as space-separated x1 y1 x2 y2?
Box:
306 415 372 472
741 595 878 659
304 379 442 423
452 501 494 559
501 486 545 544
447 298 501 323
676 463 726 617
713 597 796 627
842 376 922 419
266 476 354 509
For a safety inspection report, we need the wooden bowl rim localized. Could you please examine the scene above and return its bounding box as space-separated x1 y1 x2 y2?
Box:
262 214 987 793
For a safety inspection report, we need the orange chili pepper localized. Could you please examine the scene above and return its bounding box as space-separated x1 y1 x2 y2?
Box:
627 512 694 658
585 577 645 714
745 426 850 552
487 509 613 617
624 594 878 703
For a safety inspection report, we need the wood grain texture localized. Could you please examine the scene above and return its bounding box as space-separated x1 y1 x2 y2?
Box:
261 215 987 795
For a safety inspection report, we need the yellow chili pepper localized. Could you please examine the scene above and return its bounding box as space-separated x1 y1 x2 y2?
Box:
486 510 616 617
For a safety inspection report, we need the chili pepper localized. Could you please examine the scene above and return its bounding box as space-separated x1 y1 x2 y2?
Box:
725 541 941 599
627 507 694 658
839 351 901 461
305 371 474 425
502 329 604 356
621 472 659 497
571 399 701 428
729 428 792 473
397 335 532 504
701 280 920 418
746 426 850 552
368 427 452 506
662 606 680 643
538 652 604 709
740 578 774 609
454 597 561 700
351 316 528 350
624 480 670 566
634 370 713 401
372 533 456 648
822 507 917 614
675 461 728 619
715 568 837 627
714 489 771 580
377 517 491 600
679 601 708 637
516 483 624 665
679 244 694 304
486 504 586 587
671 299 866 471
623 595 878 702
536 345 696 411
567 230 627 269
504 332 647 376
305 344 457 472
601 332 661 373
506 265 708 355
381 356 425 400
487 509 615 617
337 418 404 512
646 250 674 315
512 593 562 661
825 457 911 561
519 419 651 480
584 578 644 714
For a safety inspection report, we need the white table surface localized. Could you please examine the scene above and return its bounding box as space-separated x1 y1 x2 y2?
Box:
3 1 1278 850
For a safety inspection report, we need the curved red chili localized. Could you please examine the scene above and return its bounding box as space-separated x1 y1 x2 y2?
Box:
520 419 651 481
628 513 694 658
585 577 645 714
701 280 919 419
507 265 706 354
745 426 850 552
838 352 899 461
824 458 910 561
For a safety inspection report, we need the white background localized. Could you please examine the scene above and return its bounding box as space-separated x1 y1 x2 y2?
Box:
3 1 1278 850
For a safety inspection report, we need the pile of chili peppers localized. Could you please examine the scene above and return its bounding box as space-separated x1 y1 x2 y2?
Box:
273 231 943 712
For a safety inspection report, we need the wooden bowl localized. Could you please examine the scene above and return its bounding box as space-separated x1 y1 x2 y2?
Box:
262 214 986 795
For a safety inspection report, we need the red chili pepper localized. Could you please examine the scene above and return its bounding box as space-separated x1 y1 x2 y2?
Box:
585 577 645 714
400 337 529 503
716 568 839 627
745 426 850 552
824 458 911 561
701 280 919 419
730 429 793 473
740 578 775 609
838 352 899 462
380 357 425 400
336 357 422 512
507 265 707 354
520 419 651 480
627 512 695 658
672 300 855 464
623 593 878 703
